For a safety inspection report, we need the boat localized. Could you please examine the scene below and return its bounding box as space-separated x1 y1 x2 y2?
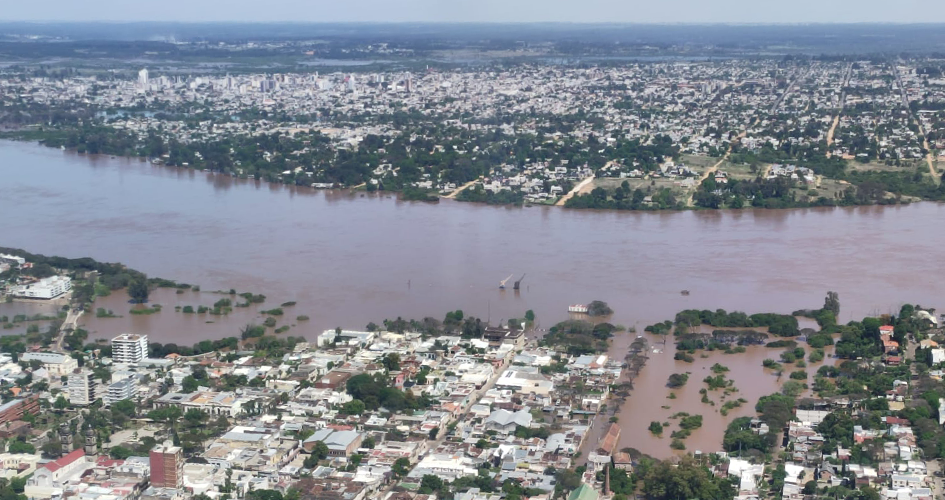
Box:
680 290 690 296
499 274 513 289
568 304 589 314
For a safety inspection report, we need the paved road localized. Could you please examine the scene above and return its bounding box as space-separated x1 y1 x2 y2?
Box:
53 308 83 353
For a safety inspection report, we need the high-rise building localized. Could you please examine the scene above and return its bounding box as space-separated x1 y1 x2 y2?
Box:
106 378 138 405
149 443 183 489
68 369 102 406
138 68 149 89
111 333 148 364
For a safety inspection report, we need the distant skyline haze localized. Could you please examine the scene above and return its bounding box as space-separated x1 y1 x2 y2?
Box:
3 0 945 23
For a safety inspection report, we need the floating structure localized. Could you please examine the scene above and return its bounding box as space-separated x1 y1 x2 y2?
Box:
499 274 513 289
568 304 589 314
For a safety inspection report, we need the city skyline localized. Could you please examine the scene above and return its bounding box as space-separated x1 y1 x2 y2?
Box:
3 0 945 24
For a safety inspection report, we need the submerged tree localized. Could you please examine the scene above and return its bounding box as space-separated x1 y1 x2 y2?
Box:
824 291 840 317
587 300 614 317
128 277 149 304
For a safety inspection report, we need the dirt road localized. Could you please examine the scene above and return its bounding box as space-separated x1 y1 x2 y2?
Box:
555 176 595 206
445 178 480 199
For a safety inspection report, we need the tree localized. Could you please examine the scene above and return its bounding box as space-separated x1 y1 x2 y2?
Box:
428 428 439 440
54 395 69 411
587 300 613 317
128 277 149 304
147 406 182 424
382 353 401 372
419 475 445 495
362 436 376 449
803 480 818 495
41 441 62 458
7 439 35 454
392 457 411 478
340 400 366 415
554 469 582 494
181 375 199 393
642 457 733 500
824 291 840 317
311 441 329 461
111 399 136 418
110 446 134 459
184 408 209 427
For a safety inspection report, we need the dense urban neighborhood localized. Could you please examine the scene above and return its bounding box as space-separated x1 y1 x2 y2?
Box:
6 20 945 500
2 250 945 500
3 58 945 209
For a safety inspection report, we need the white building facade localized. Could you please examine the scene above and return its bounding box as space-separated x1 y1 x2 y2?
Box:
11 276 72 299
111 333 149 364
68 369 102 406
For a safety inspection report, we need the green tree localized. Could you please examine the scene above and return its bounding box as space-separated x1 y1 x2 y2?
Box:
382 353 401 372
54 395 69 411
392 457 411 478
109 446 134 459
41 441 62 458
111 399 136 418
419 475 445 494
181 375 199 393
7 439 35 454
311 441 329 460
128 277 149 304
642 457 733 500
340 400 366 415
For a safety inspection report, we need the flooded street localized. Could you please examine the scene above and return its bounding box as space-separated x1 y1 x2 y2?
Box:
0 140 938 456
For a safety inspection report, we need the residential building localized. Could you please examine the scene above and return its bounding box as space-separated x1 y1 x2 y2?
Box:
495 368 554 395
106 378 138 405
112 333 149 364
68 369 102 406
150 443 183 489
0 453 40 480
484 409 532 434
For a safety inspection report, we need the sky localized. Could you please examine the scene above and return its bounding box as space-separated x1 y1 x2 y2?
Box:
3 0 945 23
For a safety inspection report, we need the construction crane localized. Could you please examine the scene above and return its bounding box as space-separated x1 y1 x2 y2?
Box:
513 274 526 290
499 274 513 289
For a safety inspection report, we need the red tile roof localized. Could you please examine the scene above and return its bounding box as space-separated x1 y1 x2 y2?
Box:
42 449 85 472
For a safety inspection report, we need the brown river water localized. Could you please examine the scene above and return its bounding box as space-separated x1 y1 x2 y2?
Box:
1 140 942 456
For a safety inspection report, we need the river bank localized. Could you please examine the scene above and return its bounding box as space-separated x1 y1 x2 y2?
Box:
4 134 941 213
3 139 945 344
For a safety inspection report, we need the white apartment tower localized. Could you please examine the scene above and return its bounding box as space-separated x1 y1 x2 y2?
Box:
111 333 148 364
68 369 102 406
106 378 138 405
138 68 149 89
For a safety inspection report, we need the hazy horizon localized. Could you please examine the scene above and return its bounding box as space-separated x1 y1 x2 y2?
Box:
3 0 945 24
